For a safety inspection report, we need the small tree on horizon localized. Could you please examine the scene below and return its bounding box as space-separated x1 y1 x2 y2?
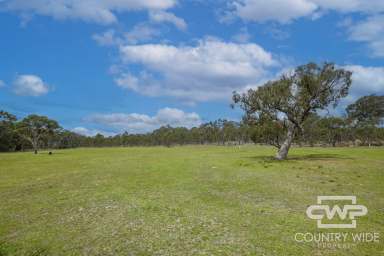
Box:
233 62 352 160
347 95 384 146
17 115 61 154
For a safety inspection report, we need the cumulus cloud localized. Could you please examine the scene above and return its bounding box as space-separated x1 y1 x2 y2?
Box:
345 65 384 101
124 24 161 44
86 107 202 133
72 127 116 137
92 29 120 46
347 15 384 58
229 0 384 57
311 0 384 14
93 24 161 47
322 65 384 115
149 10 187 30
233 0 317 23
1 0 177 24
231 0 384 23
115 39 278 102
13 74 49 96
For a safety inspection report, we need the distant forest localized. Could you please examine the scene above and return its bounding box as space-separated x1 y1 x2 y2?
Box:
1 95 383 153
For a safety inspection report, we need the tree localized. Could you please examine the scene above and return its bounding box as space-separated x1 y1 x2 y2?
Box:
57 130 86 149
319 117 348 147
347 95 384 125
17 115 61 154
347 95 384 146
233 62 352 160
0 111 17 152
248 115 287 148
300 113 322 147
93 133 105 147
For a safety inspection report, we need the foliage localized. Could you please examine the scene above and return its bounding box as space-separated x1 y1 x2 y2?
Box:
0 111 17 152
346 95 384 146
1 94 384 153
1 108 384 153
233 62 352 159
17 115 61 153
249 116 287 148
347 95 384 126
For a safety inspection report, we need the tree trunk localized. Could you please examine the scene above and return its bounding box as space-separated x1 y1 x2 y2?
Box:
275 125 295 160
31 139 38 154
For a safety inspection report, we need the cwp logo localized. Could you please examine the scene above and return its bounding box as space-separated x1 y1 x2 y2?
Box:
306 196 367 228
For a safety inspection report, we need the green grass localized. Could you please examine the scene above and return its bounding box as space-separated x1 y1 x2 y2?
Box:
0 146 383 255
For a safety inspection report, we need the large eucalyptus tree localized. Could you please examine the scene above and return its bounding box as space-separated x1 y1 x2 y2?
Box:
233 63 352 160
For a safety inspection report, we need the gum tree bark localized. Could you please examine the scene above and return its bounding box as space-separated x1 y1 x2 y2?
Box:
275 124 295 160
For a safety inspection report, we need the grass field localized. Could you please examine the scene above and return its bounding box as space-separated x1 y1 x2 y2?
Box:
0 146 383 255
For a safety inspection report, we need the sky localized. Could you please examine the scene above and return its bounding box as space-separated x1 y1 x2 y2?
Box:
0 0 383 136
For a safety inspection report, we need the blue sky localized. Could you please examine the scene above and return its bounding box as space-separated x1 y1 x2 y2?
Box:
0 0 383 136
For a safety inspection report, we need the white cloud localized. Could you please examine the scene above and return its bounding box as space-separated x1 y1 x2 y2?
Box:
115 38 278 102
124 24 161 44
13 74 49 96
232 27 251 43
0 80 5 87
92 29 120 46
323 65 384 115
72 127 116 137
149 10 187 30
115 73 140 90
93 24 161 46
311 0 384 14
347 15 384 58
345 65 384 100
1 0 177 24
231 0 384 23
230 0 384 58
233 0 317 23
87 107 202 133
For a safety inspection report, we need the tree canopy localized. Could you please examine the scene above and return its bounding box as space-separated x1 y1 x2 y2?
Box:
0 111 17 152
233 62 352 160
347 95 384 126
17 115 61 154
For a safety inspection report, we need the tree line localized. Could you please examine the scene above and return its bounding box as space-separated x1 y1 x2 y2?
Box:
1 63 383 158
233 62 384 159
1 95 383 153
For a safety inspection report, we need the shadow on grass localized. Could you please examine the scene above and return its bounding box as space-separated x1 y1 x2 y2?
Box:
246 153 354 163
36 151 65 155
288 153 354 161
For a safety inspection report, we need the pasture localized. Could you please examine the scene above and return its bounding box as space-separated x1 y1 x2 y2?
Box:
0 146 383 255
